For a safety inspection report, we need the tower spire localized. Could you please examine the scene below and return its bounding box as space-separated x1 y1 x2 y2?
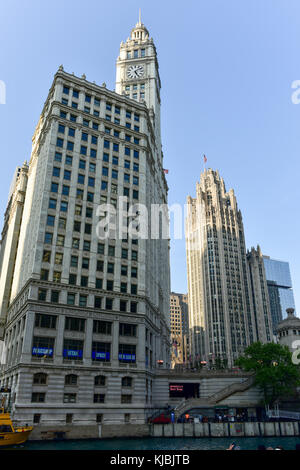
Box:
138 8 141 25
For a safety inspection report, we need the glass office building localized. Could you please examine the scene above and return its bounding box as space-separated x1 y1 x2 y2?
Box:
263 256 296 332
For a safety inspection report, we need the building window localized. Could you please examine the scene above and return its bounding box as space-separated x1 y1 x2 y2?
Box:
95 375 106 386
79 295 87 307
63 393 76 403
105 298 113 310
31 393 45 403
94 394 105 403
40 269 49 281
131 284 137 295
32 336 55 357
92 342 110 362
54 151 62 162
120 282 127 293
38 288 47 301
69 274 77 285
119 344 136 363
51 290 60 303
65 317 85 332
97 260 104 272
119 323 137 337
35 314 57 329
67 293 76 305
62 185 69 196
93 320 112 335
33 373 48 385
63 339 83 360
65 374 78 386
122 377 133 388
47 215 55 227
33 414 41 424
107 263 114 274
121 395 132 404
49 198 57 209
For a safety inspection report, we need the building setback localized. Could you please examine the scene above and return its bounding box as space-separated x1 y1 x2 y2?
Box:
0 18 170 427
185 169 272 367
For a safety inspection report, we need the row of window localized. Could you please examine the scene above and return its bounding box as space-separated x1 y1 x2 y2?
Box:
58 122 141 146
32 336 137 363
60 109 141 132
127 49 146 59
31 392 131 404
43 247 138 265
35 316 137 336
37 288 139 308
55 150 140 175
44 229 139 248
56 137 140 158
61 89 140 123
33 372 132 387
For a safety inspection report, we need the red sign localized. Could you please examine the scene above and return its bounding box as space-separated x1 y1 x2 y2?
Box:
169 385 184 392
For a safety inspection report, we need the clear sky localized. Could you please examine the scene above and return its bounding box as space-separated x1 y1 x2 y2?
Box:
0 0 299 312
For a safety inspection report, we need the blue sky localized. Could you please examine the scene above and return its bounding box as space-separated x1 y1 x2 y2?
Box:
0 0 299 312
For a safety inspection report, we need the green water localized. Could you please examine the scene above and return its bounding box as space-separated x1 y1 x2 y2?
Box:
7 436 300 451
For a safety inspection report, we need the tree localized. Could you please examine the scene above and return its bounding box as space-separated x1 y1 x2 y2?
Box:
235 342 300 406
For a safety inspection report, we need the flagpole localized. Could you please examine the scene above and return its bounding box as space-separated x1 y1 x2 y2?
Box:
203 154 207 173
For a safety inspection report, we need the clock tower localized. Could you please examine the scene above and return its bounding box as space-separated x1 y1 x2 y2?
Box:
116 14 161 143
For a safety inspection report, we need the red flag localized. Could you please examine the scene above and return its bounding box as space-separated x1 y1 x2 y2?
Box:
163 169 169 174
203 155 207 163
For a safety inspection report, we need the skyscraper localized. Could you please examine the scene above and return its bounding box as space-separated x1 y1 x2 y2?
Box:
263 256 296 332
247 246 273 342
169 293 189 367
0 18 170 428
185 169 270 367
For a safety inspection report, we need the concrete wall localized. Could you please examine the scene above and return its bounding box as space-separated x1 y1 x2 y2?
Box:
28 421 300 440
151 421 300 438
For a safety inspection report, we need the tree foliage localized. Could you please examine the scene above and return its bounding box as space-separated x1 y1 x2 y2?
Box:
235 342 300 406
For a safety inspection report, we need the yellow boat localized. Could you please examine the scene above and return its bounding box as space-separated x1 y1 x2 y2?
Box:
0 399 33 446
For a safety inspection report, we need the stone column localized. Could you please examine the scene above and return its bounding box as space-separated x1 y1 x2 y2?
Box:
111 319 119 366
54 315 65 364
83 317 93 365
137 323 145 368
20 311 35 362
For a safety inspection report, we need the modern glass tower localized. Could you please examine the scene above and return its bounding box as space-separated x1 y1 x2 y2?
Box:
263 256 296 332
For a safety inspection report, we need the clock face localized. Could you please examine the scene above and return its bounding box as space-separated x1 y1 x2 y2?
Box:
127 65 144 79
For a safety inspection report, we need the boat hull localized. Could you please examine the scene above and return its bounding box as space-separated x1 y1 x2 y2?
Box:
0 429 32 446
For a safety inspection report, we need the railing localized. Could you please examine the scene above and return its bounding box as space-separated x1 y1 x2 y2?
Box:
267 409 300 420
174 375 256 417
207 375 255 404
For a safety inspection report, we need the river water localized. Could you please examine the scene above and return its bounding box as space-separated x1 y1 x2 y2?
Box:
8 436 300 451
